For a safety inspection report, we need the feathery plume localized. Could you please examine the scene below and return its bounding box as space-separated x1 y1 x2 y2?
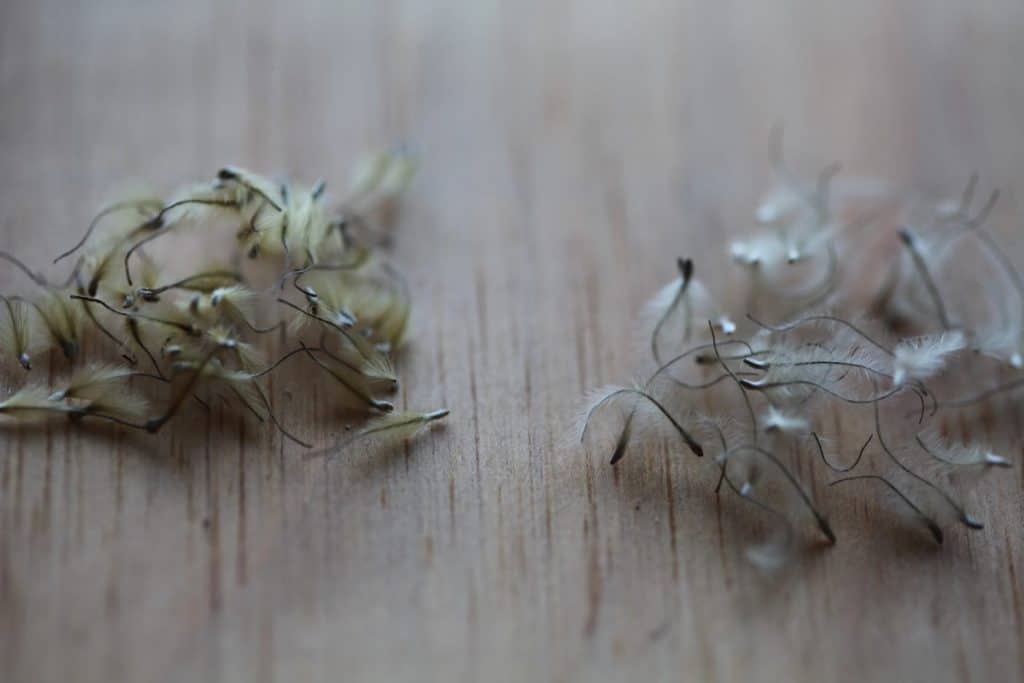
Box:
51 363 137 401
892 330 965 386
1 295 39 369
352 408 449 446
0 386 68 421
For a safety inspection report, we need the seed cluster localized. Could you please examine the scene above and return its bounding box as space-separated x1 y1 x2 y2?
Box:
0 152 448 449
580 132 1015 568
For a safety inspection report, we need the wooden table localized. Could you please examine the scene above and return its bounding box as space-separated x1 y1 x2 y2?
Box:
2 1 1022 681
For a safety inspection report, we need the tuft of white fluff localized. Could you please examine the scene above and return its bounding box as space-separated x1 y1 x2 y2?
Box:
745 537 789 572
729 233 789 269
974 324 1024 369
644 277 684 319
917 430 1011 468
716 316 737 335
575 385 631 444
760 406 809 435
754 186 804 225
642 276 732 344
892 330 966 386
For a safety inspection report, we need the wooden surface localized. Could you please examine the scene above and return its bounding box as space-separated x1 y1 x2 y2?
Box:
2 1 1023 681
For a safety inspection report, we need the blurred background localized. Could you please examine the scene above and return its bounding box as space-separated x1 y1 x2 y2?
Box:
2 1 1022 682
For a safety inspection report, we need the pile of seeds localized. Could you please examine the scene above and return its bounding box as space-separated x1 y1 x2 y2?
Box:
0 152 448 449
580 134 1016 567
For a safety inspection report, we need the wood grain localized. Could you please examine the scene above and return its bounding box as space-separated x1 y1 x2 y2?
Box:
1 1 1023 681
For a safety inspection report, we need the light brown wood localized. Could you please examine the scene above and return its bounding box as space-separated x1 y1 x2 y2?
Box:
2 1 1023 681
